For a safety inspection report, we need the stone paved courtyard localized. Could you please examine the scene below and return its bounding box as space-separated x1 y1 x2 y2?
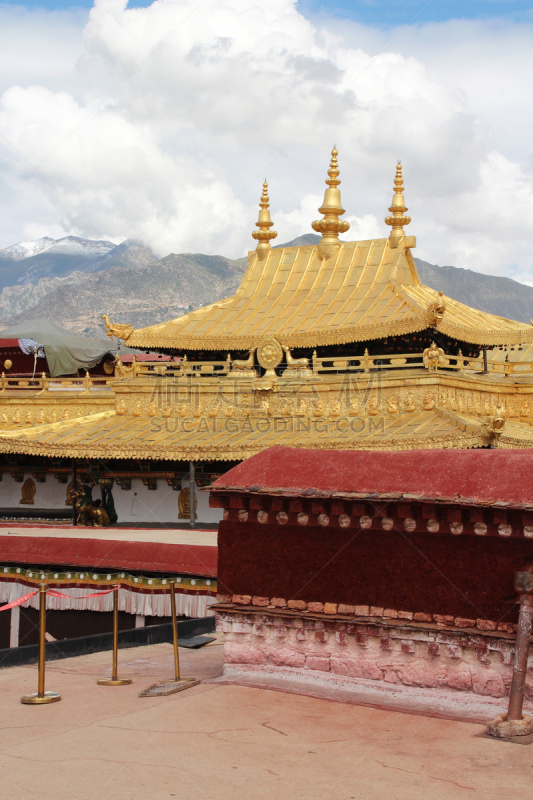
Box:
0 636 530 800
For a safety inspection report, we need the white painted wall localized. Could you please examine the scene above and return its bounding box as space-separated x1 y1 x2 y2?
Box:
1 473 68 509
0 473 223 525
113 477 222 524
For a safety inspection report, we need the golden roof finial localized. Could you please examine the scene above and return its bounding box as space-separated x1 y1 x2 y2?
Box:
312 147 350 260
385 160 411 248
252 180 277 261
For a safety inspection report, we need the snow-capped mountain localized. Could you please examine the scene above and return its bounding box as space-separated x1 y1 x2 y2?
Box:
1 237 56 261
0 236 156 294
0 235 116 262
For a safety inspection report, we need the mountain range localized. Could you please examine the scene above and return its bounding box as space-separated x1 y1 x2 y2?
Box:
0 233 531 338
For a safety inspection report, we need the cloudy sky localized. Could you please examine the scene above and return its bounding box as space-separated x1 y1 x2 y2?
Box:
0 1 532 283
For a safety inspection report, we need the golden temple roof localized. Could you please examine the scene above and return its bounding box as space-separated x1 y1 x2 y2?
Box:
123 237 533 351
0 407 508 460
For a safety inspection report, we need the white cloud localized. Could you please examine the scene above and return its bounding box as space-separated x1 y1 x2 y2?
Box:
0 0 532 283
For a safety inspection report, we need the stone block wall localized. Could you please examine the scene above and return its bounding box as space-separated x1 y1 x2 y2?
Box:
216 608 533 700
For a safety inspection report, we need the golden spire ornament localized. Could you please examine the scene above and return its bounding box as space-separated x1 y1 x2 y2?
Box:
385 161 411 248
252 180 277 261
312 147 350 260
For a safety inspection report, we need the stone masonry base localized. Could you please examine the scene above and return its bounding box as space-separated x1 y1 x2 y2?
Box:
216 608 533 712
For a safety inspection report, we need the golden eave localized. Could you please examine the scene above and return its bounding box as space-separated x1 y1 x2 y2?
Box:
124 238 533 350
0 408 500 460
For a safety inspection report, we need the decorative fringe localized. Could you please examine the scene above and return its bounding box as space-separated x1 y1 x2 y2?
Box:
0 581 215 618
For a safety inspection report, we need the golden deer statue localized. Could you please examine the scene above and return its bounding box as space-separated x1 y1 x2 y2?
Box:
282 346 309 369
231 348 257 370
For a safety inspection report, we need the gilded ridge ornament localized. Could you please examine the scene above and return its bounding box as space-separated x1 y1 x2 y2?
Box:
102 315 134 342
312 147 350 260
428 291 446 325
252 180 277 261
385 161 411 248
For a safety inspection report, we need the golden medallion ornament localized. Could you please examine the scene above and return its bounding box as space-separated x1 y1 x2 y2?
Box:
256 337 283 379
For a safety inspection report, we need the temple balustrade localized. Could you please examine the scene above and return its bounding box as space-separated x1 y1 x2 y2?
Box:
0 373 112 393
0 348 531 396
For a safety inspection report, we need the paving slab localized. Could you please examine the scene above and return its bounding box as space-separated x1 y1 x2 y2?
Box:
0 636 530 800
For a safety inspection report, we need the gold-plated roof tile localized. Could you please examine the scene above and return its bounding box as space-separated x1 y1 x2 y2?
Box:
0 408 501 460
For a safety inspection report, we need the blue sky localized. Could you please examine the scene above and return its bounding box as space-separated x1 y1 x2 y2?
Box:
4 0 533 23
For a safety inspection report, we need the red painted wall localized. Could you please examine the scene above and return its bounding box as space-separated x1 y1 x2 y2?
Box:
218 520 533 622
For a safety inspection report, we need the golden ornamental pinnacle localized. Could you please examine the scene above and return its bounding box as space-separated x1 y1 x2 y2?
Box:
385 161 411 248
312 147 350 260
252 180 277 261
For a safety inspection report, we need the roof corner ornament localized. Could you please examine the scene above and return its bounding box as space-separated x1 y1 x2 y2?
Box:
312 147 350 260
385 161 411 248
428 290 446 326
101 315 134 342
483 400 506 445
252 180 277 261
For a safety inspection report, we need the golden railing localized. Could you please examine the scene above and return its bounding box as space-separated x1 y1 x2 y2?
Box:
0 372 111 393
1 349 532 394
312 350 533 376
131 355 232 379
131 350 533 379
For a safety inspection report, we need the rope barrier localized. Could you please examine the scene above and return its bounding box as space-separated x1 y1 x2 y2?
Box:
9 580 198 704
0 591 38 612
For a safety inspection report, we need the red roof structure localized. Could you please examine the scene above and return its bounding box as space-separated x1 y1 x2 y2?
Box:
211 446 533 509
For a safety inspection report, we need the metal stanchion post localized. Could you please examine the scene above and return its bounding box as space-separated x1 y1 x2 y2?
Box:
487 571 533 737
21 585 61 704
160 582 197 690
97 587 132 686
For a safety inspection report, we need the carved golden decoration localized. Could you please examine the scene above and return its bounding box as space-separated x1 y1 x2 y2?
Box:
349 398 361 416
367 396 380 416
312 147 350 260
256 336 283 379
20 477 36 505
422 392 435 411
133 401 141 417
103 360 115 375
178 487 198 519
252 180 277 261
387 396 399 414
282 345 312 377
230 348 257 376
3 360 12 370
330 400 341 417
115 356 134 379
423 341 445 371
404 393 416 412
428 291 446 326
385 161 411 248
101 315 134 342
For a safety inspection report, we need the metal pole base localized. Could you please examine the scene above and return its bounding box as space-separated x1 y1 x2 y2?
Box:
21 691 61 705
139 679 199 697
97 678 132 686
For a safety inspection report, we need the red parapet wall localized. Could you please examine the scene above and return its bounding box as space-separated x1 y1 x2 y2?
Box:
0 535 218 577
218 520 533 623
